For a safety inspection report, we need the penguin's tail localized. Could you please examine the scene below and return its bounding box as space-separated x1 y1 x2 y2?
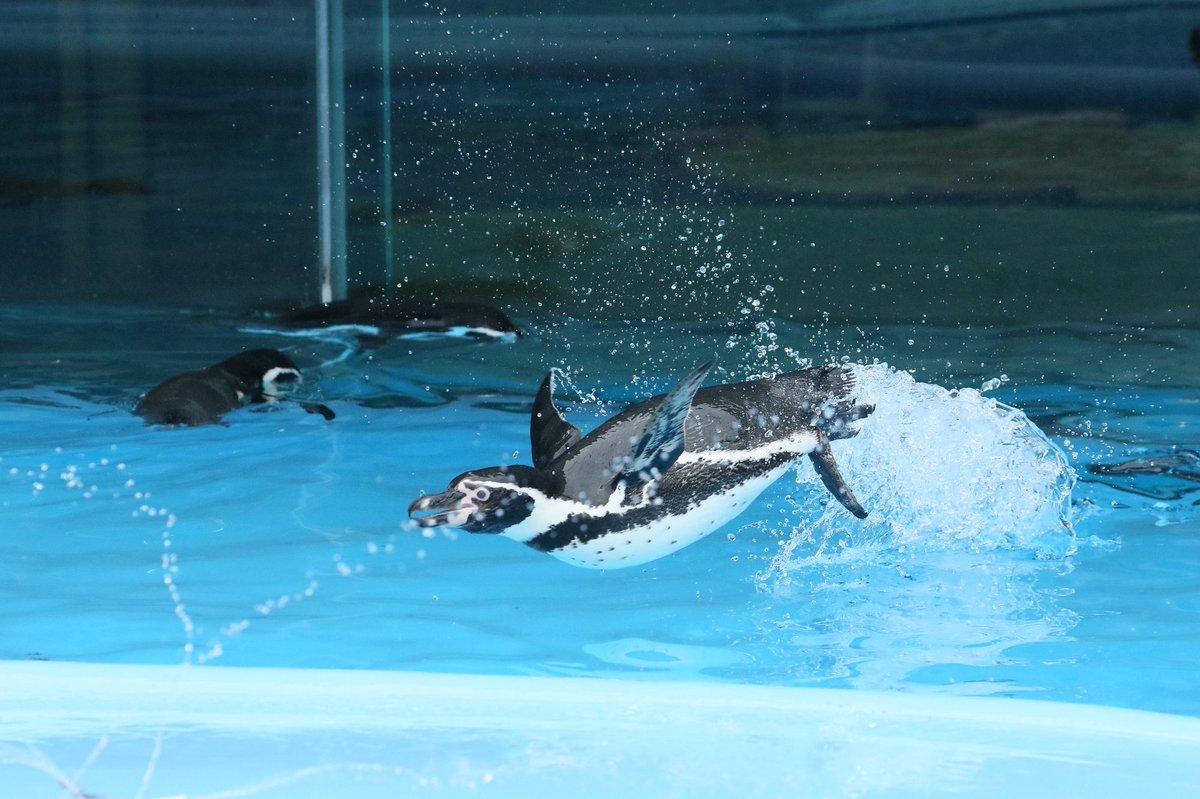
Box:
815 366 874 442
817 396 875 441
811 369 873 518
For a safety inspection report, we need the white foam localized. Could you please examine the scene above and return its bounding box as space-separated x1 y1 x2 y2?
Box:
748 364 1080 691
763 362 1076 584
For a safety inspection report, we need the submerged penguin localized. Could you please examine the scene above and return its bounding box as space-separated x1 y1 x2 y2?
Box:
409 361 874 568
283 298 522 347
135 349 335 427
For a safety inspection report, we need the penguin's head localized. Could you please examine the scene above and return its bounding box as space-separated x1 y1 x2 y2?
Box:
217 349 302 401
408 466 550 535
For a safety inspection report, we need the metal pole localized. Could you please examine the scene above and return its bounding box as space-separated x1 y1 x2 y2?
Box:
314 0 347 303
380 0 395 299
330 0 347 300
314 0 333 302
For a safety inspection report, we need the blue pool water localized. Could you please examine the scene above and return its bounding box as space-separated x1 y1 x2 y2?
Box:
2 305 1199 796
5 0 1200 793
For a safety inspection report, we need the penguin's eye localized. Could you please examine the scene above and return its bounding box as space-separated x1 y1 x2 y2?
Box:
473 488 490 502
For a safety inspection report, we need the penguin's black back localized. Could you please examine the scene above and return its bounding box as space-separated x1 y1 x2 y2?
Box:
134 367 243 426
550 366 856 504
134 349 299 426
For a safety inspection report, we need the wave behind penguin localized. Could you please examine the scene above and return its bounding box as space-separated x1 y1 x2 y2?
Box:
761 363 1076 590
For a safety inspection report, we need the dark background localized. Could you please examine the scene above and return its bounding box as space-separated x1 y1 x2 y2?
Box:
2 0 1198 326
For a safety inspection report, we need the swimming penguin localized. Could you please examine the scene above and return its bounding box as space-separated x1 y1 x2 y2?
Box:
282 298 522 347
408 361 874 568
134 349 335 426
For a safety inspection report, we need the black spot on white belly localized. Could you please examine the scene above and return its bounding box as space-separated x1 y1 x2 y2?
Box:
528 453 794 556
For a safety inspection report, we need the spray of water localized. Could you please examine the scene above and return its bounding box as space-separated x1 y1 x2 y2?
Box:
740 363 1079 690
760 362 1077 590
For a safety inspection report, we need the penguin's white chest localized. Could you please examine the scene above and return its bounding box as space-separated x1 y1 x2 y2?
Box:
548 461 795 569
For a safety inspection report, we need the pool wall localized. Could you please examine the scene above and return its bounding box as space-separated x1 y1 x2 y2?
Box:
4 660 1200 798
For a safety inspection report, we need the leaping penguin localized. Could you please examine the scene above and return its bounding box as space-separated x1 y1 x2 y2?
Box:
409 361 874 568
134 349 335 427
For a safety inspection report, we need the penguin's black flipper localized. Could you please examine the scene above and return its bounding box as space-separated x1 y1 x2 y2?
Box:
297 400 337 421
620 360 714 491
531 369 581 469
808 433 868 518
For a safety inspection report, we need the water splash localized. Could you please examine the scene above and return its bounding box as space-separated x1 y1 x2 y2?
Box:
750 363 1079 692
762 362 1075 585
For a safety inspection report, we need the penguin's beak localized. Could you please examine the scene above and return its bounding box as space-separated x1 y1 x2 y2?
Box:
408 490 472 528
